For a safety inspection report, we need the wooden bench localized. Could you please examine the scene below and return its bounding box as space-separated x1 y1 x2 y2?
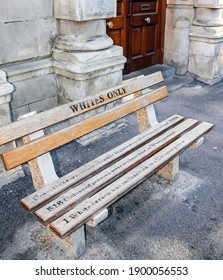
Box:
0 72 213 258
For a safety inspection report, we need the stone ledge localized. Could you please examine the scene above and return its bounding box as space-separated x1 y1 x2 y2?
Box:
2 59 53 83
53 46 126 80
196 75 223 85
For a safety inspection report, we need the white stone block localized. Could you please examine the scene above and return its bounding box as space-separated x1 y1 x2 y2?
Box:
2 59 53 83
0 0 53 22
165 5 195 30
188 31 223 81
195 0 223 8
0 70 6 84
56 70 123 103
164 8 191 74
55 20 113 51
54 0 117 21
0 84 14 103
10 74 58 109
29 97 58 113
11 105 30 121
0 19 57 64
194 7 223 26
53 46 125 74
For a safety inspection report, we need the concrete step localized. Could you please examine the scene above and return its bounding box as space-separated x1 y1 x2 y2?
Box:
123 64 176 81
123 64 195 93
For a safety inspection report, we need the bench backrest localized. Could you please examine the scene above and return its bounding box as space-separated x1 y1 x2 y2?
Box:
0 72 167 171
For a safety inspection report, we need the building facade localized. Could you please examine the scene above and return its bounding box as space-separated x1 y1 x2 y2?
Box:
165 0 223 85
1 0 223 122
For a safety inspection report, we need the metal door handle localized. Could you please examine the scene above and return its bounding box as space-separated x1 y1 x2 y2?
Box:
106 21 114 29
144 17 151 24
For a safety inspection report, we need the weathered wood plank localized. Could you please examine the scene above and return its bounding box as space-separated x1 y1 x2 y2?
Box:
20 114 184 212
0 72 163 146
34 118 198 225
49 122 214 238
1 86 168 171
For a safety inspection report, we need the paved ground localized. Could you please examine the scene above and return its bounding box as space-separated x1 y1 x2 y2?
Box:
0 69 223 260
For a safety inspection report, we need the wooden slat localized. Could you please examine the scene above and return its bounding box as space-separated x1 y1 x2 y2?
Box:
20 114 184 212
0 72 163 146
34 118 199 224
1 86 168 171
49 122 214 238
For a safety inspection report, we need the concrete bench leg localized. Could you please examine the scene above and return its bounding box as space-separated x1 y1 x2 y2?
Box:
157 137 205 181
48 225 86 259
157 156 180 181
70 226 86 258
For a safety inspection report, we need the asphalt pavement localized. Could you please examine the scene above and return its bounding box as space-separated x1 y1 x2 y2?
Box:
0 69 223 260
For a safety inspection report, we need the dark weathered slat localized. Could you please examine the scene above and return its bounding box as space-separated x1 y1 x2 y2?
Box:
1 86 168 171
20 114 184 212
35 118 199 225
49 122 214 238
0 72 163 146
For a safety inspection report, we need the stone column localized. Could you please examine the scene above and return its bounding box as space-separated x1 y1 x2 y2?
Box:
188 0 223 84
52 0 126 145
53 0 126 102
164 0 195 75
0 70 24 187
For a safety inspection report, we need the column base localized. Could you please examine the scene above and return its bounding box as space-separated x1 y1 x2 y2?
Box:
53 45 126 101
189 25 223 84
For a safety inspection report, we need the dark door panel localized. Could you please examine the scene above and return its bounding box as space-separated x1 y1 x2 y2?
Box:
107 0 166 73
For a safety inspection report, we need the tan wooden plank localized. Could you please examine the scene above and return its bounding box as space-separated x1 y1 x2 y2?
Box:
0 72 164 146
49 122 214 238
2 86 168 171
34 118 199 225
20 114 184 212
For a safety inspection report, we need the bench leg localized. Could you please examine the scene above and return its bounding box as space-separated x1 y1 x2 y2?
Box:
48 225 86 259
70 226 86 258
157 156 179 181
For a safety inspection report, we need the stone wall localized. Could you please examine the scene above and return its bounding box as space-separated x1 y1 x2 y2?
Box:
0 0 126 121
0 0 58 120
0 0 127 183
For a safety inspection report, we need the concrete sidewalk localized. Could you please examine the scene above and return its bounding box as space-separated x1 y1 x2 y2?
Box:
0 71 222 260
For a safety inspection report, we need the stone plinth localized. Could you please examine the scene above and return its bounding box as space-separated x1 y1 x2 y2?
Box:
53 0 126 100
188 25 223 84
164 3 195 75
188 1 223 84
53 46 126 102
0 70 24 187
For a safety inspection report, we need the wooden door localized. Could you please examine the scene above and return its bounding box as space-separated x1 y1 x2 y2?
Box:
106 0 127 56
107 0 166 73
